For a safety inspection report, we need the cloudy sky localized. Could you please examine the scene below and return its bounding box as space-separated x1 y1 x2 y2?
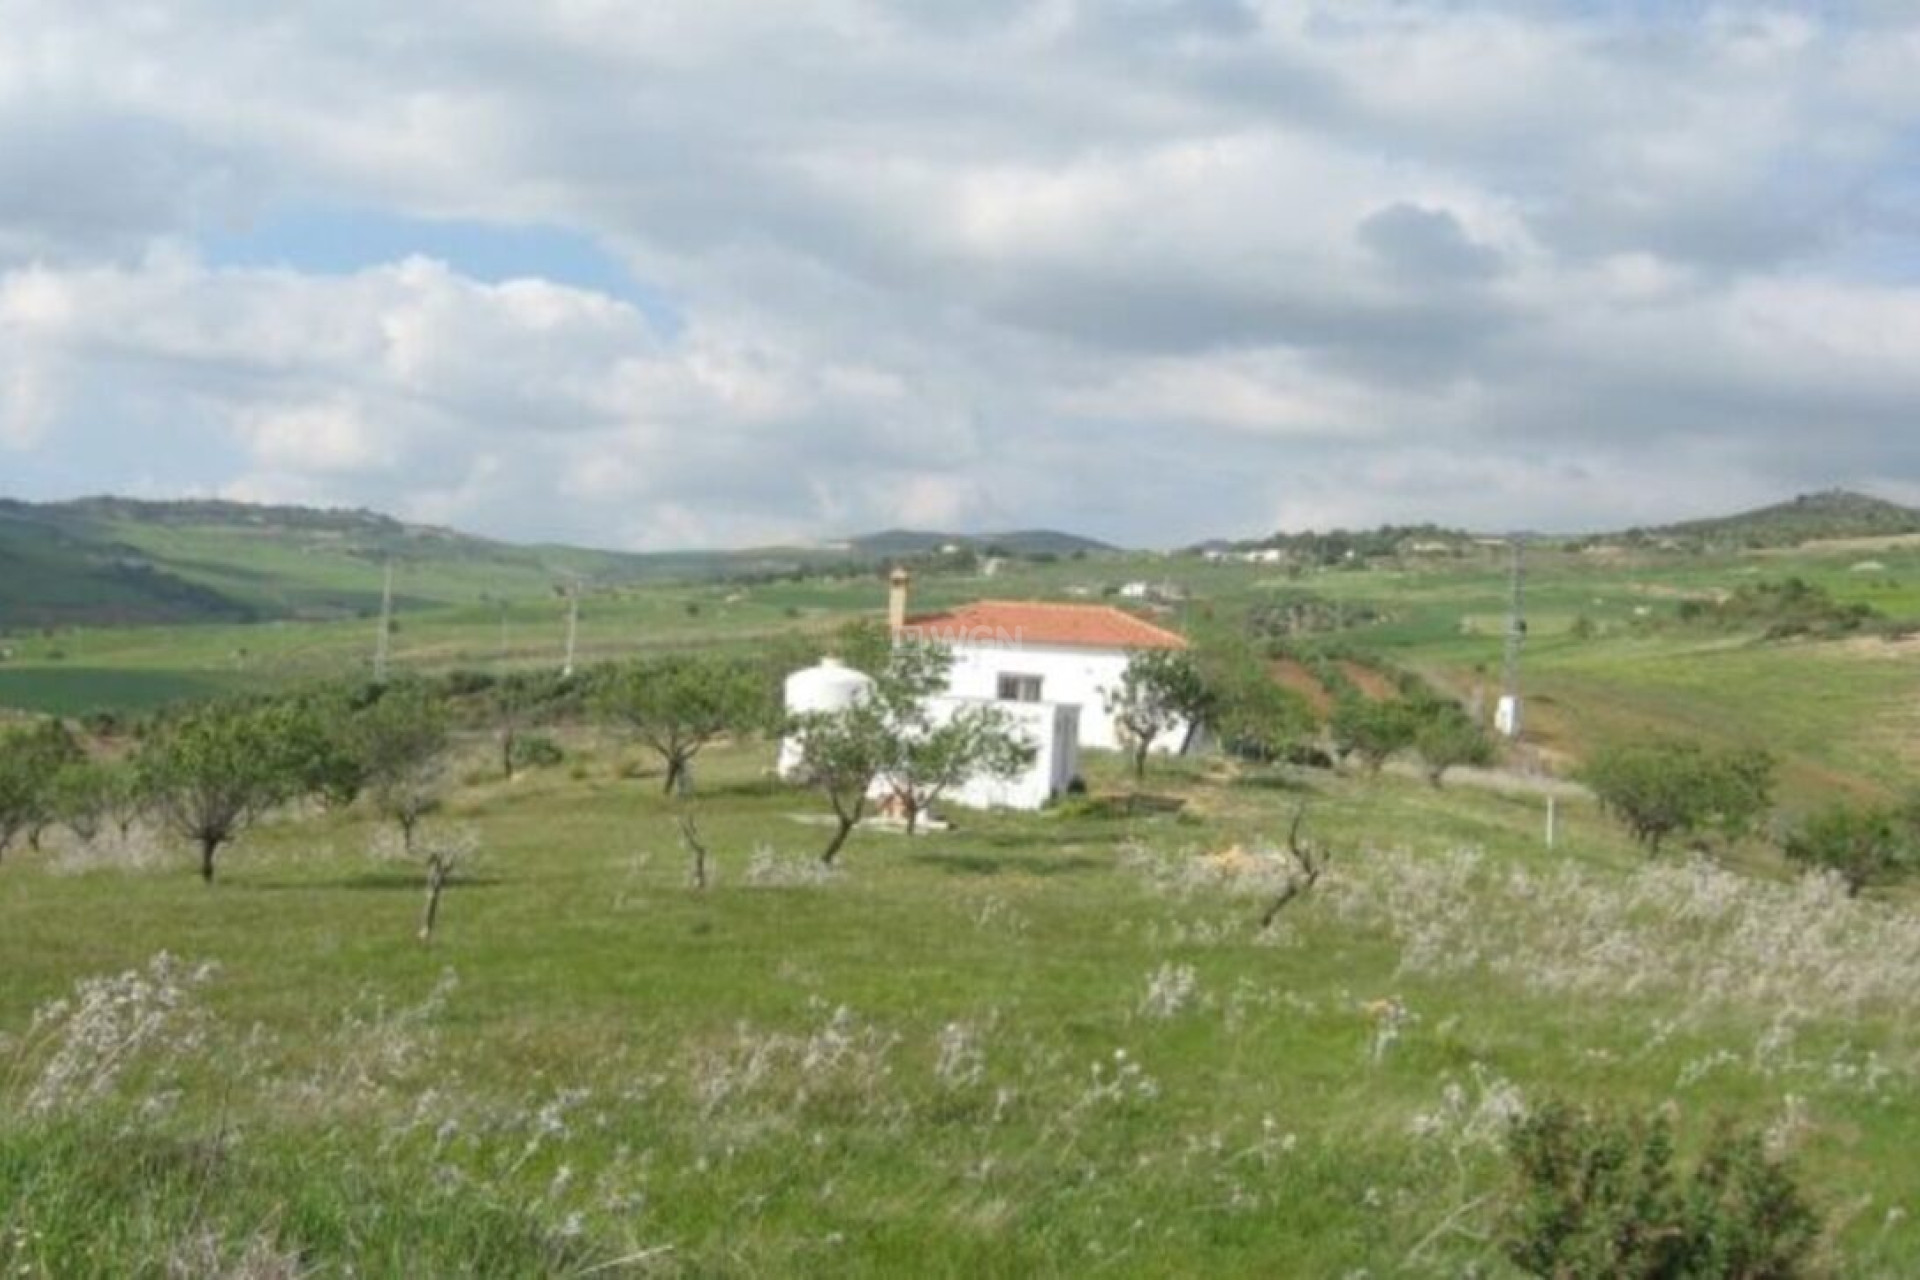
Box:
3 2 1919 548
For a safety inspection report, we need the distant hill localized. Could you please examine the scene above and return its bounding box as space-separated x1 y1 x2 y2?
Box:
1187 523 1481 565
844 529 1115 560
1625 490 1920 550
0 497 609 629
0 498 1119 629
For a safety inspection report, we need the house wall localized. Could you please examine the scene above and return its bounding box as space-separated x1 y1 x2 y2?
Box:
941 640 1190 755
936 697 1077 811
868 696 1076 813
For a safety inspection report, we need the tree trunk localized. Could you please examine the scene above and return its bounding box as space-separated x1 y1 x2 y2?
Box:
677 811 710 890
1133 744 1149 782
821 816 856 866
904 802 920 836
501 727 517 781
199 835 220 884
663 756 684 795
419 861 448 942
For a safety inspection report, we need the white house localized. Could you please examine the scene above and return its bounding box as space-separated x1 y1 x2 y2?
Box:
888 570 1194 754
776 657 1078 813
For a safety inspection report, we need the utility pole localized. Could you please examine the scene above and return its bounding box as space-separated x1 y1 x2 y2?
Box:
374 558 394 683
561 581 580 679
1495 537 1525 738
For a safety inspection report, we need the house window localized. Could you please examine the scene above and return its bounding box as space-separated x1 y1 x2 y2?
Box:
997 673 1044 703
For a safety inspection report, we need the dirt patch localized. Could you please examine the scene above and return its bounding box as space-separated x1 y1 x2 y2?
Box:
1337 660 1398 702
1761 532 1920 556
1835 632 1920 661
1269 657 1332 715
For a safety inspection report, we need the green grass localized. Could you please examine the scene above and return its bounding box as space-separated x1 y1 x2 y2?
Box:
2 741 1916 1275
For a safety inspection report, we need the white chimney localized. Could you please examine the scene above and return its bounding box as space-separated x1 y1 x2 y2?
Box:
888 566 911 631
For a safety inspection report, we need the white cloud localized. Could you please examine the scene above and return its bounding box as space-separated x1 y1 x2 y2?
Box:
1 1 1918 544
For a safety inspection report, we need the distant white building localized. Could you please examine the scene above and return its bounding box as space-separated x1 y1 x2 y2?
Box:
890 571 1193 754
776 573 1195 817
776 656 1078 813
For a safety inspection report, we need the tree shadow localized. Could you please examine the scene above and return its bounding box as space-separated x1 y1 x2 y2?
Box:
906 850 1107 878
237 872 508 893
1057 793 1188 819
1231 771 1324 794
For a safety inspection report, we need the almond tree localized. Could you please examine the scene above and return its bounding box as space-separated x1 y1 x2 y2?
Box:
877 702 1034 836
137 700 309 882
786 696 892 866
353 681 453 855
1784 802 1918 896
788 640 1032 849
1103 649 1210 781
0 729 40 861
596 654 768 795
0 721 85 860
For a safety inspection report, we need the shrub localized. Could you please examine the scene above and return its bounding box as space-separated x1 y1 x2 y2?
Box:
1414 708 1494 787
1584 740 1776 853
1328 695 1418 771
1784 801 1918 896
508 734 565 772
1500 1102 1819 1279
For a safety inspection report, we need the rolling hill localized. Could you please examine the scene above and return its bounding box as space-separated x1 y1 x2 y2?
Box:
1626 489 1920 549
843 528 1114 559
0 498 1120 629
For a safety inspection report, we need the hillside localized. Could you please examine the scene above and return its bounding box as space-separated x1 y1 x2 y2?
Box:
844 528 1115 559
0 499 1121 630
1627 489 1920 549
0 498 608 628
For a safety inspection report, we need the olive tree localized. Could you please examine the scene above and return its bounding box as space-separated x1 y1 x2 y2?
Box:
597 654 768 795
878 702 1034 836
0 728 46 861
786 696 892 866
1103 649 1211 781
1583 739 1777 854
1413 705 1495 787
1784 802 1917 896
48 760 118 845
137 700 310 882
353 681 454 855
787 641 1030 854
18 721 85 850
1201 646 1314 766
1329 696 1419 773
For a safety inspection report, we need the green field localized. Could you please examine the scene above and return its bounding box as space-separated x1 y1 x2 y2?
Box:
7 533 1916 798
3 523 1919 1273
4 740 1918 1275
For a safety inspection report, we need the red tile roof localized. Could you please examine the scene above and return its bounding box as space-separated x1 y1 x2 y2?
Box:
896 600 1189 651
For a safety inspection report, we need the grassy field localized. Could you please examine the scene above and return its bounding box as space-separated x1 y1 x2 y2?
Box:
2 534 1918 1273
6 537 1916 799
2 740 1917 1274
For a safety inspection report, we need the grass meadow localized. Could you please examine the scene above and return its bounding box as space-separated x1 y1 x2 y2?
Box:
3 538 1920 1273
4 738 1920 1276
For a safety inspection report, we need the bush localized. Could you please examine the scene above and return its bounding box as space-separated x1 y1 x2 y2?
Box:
1584 740 1776 853
1414 708 1494 786
1784 801 1918 896
508 734 565 772
1328 696 1419 771
1501 1102 1819 1279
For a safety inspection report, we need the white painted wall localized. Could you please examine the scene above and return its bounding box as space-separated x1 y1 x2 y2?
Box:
912 696 1078 812
939 640 1190 755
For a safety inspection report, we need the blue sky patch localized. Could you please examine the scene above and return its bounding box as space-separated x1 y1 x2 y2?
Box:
200 206 682 335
